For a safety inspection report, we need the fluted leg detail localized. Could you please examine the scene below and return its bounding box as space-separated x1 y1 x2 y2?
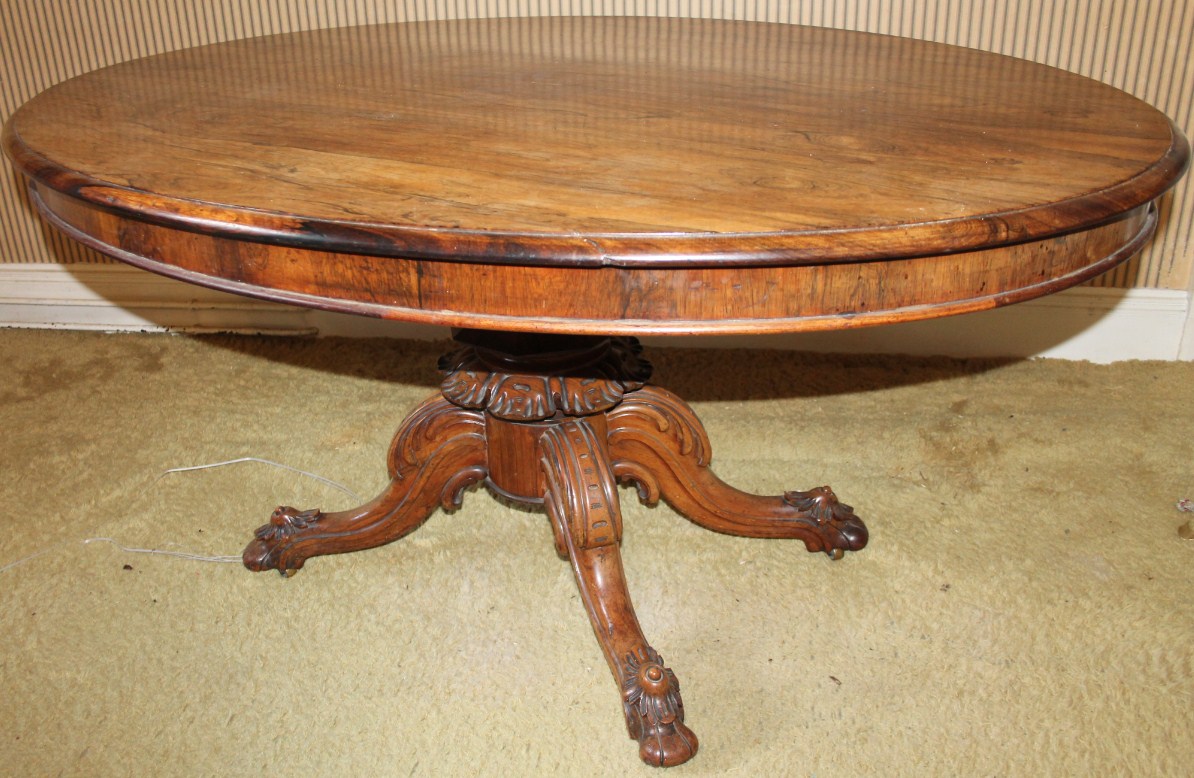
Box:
541 419 698 767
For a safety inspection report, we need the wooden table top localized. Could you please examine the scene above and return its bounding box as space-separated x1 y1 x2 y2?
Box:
4 17 1189 334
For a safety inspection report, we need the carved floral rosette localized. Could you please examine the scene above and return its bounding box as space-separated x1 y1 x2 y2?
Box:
622 646 686 735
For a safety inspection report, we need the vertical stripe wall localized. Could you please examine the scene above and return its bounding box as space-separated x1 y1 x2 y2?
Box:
2 0 1191 289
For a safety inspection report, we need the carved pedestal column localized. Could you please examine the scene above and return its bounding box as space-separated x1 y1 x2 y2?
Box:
242 329 868 768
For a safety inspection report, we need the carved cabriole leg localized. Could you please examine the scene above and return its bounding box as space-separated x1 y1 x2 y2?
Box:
607 385 868 559
540 418 698 768
243 395 488 574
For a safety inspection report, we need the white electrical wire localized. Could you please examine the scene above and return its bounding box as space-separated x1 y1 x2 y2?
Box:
1 456 361 574
158 456 362 501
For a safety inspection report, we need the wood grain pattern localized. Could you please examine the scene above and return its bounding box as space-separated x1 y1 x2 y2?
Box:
5 18 1187 266
5 2 1192 292
20 182 1161 334
5 18 1187 334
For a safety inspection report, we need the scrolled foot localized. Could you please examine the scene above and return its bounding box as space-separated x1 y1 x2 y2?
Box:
622 648 699 767
783 486 868 559
243 505 325 574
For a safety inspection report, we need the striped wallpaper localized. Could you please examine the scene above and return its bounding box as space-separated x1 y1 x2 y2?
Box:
2 0 1191 289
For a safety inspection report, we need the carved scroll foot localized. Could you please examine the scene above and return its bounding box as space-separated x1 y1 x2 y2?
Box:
243 395 487 575
622 646 699 767
607 386 868 559
541 419 698 767
781 485 868 557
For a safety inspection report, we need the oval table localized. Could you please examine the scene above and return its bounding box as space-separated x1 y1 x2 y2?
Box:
4 17 1188 767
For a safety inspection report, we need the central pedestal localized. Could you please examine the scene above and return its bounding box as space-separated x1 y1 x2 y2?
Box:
242 330 868 767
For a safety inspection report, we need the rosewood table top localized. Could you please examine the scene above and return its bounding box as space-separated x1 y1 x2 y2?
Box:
4 16 1188 335
4 16 1189 769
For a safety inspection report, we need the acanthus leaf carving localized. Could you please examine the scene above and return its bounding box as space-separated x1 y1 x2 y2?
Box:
782 485 858 526
439 337 651 421
254 506 324 545
621 646 698 766
622 647 685 729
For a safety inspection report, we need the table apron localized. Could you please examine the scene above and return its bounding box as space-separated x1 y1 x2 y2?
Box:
32 183 1154 337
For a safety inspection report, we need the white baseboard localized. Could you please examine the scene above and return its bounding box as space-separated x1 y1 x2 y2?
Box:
1 262 1189 362
0 262 316 334
659 285 1191 363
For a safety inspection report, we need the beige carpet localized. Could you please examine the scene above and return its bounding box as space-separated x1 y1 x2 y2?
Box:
1 329 1191 776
